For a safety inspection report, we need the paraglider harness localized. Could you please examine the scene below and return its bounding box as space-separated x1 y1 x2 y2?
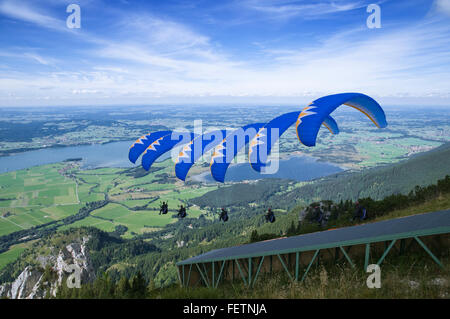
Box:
219 208 229 222
159 202 168 215
178 205 187 218
265 208 275 223
314 206 324 225
353 202 367 221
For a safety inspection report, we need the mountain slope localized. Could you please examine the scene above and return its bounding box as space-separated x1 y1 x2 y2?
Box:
273 142 450 204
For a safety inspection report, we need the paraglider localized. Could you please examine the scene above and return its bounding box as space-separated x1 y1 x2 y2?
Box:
141 131 196 171
265 208 275 223
159 201 168 215
128 92 387 183
177 205 187 218
296 93 387 147
352 201 367 222
248 112 339 173
210 115 338 182
218 208 229 222
210 123 265 183
313 205 324 227
129 130 172 164
128 92 387 225
175 130 227 181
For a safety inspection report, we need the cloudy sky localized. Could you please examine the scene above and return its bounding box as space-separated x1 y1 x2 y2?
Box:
1 0 449 107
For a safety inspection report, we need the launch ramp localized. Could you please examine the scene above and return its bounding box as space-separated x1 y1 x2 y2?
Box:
177 210 450 288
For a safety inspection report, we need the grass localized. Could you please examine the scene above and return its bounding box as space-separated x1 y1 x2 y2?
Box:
0 241 35 270
56 204 180 237
0 163 81 235
40 204 84 220
118 199 155 208
113 210 178 232
372 192 450 222
153 253 449 299
58 216 117 233
0 218 23 236
0 159 211 238
157 193 449 299
91 203 130 220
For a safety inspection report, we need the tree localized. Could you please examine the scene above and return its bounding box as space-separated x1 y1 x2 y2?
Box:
130 272 147 299
286 221 296 237
250 230 259 243
116 276 131 298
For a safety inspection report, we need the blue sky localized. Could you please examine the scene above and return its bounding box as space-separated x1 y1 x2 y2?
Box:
0 0 449 107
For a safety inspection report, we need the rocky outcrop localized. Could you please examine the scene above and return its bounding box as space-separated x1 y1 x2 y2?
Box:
176 240 188 248
54 236 95 287
0 266 44 299
0 236 95 299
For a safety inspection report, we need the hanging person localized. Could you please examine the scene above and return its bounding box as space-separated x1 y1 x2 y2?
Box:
178 205 187 218
219 208 229 222
265 208 275 223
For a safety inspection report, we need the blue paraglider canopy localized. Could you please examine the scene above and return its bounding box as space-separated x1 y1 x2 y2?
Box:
175 129 227 181
296 93 387 147
128 92 387 182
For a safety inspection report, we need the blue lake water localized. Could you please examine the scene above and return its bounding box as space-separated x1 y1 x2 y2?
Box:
0 141 136 173
0 141 344 182
195 155 344 183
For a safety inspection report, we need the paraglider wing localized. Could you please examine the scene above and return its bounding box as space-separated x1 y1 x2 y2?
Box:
210 123 265 183
296 93 387 147
249 112 340 173
128 93 381 178
129 130 172 163
174 130 227 181
141 131 196 171
322 115 339 135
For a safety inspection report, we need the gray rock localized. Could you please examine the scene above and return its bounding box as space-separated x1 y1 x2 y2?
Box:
0 235 95 299
7 266 43 299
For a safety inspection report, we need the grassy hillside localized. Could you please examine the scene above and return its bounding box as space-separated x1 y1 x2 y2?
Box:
1 144 449 297
150 191 450 299
52 192 450 299
50 178 450 298
249 175 450 242
271 141 450 205
190 179 292 208
189 142 450 212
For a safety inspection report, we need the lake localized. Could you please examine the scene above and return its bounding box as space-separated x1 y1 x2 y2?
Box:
0 141 137 173
0 142 343 182
192 155 344 183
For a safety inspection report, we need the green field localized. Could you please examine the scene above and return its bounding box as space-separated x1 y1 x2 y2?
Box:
0 163 83 236
57 204 178 238
0 159 212 243
0 242 32 270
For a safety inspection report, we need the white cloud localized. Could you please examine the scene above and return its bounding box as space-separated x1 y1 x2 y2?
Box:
120 15 210 51
23 53 52 65
434 0 450 16
0 50 59 66
0 1 449 106
72 89 100 94
241 0 368 20
0 0 65 31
